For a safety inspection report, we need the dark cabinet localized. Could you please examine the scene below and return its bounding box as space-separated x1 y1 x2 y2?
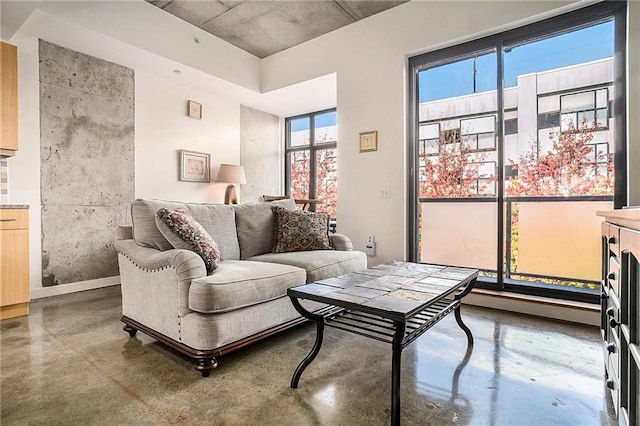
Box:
598 209 640 425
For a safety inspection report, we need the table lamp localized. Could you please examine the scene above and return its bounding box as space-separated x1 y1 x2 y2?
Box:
216 164 247 204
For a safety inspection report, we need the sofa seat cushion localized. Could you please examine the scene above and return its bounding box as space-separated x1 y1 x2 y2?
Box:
188 260 306 314
249 250 367 283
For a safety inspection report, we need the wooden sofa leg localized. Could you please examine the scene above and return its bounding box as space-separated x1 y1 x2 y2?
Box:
195 357 218 377
123 324 138 337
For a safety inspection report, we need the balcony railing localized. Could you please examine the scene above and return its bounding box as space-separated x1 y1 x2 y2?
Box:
419 195 613 292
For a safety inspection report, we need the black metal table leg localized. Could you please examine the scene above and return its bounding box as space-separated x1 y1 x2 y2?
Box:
291 319 324 388
391 321 406 426
453 279 476 345
290 297 326 389
454 305 474 345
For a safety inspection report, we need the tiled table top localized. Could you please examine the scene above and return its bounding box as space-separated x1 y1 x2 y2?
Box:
288 261 478 320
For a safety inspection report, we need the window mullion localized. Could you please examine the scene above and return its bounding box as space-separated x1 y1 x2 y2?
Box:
309 114 317 205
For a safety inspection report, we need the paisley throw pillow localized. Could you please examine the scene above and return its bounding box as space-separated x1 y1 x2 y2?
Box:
156 208 220 273
272 206 332 253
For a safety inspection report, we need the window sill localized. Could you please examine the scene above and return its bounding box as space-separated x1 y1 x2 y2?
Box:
463 288 599 326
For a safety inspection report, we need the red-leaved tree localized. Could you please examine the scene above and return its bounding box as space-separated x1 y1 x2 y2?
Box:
419 129 495 198
314 149 337 218
290 151 310 200
289 148 338 218
505 119 613 197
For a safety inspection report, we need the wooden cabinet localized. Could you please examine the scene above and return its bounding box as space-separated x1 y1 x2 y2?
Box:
0 208 29 319
598 209 640 426
0 41 18 155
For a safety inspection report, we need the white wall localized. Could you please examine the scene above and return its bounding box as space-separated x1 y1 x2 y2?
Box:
261 0 638 263
135 71 240 204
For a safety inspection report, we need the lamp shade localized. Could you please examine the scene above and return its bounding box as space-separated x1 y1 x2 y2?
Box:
216 164 247 184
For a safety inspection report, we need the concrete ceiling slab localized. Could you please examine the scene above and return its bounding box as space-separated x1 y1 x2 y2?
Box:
218 0 247 8
147 0 408 58
163 0 230 27
148 0 172 8
202 1 354 58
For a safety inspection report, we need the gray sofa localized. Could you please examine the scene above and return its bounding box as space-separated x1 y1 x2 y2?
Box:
115 198 367 376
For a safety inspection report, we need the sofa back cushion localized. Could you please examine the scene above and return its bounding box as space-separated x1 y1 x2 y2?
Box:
233 199 296 259
131 199 240 260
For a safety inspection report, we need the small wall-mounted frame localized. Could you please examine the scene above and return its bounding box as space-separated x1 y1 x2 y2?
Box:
179 149 210 182
359 130 378 152
188 100 202 120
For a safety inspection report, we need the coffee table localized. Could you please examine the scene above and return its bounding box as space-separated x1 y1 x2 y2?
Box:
287 261 478 426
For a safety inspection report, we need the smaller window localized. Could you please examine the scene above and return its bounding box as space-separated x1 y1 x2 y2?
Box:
560 88 609 132
288 117 311 148
314 111 337 145
285 109 338 218
464 161 497 195
586 142 611 177
461 115 496 152
419 123 440 156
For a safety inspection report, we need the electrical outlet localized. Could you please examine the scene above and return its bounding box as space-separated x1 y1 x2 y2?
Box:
367 234 375 244
380 186 390 199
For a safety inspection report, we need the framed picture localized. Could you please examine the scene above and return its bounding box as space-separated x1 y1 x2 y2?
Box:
179 150 210 182
359 130 378 152
188 100 202 120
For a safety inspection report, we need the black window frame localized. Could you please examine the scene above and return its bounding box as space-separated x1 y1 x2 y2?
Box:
407 1 627 304
284 108 337 214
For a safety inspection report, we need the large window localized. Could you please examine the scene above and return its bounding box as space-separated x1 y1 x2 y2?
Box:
285 109 337 217
408 2 627 303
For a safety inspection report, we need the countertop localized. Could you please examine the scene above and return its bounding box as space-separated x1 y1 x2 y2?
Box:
0 205 29 209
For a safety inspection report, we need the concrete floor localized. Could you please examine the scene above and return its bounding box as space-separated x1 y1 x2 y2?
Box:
1 286 616 425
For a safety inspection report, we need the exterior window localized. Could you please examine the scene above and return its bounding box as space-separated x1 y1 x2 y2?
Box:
285 109 337 218
409 1 626 304
560 89 609 132
461 115 496 151
587 142 611 177
418 123 440 156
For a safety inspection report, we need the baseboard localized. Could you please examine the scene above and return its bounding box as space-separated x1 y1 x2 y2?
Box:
463 288 600 326
30 276 121 299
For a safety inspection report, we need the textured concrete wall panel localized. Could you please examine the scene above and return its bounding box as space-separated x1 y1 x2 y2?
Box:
41 205 130 285
40 83 134 205
39 40 134 286
240 105 280 203
39 41 135 101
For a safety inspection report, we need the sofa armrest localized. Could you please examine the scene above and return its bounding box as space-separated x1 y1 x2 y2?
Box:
330 233 354 251
116 238 207 338
116 225 133 241
115 239 206 279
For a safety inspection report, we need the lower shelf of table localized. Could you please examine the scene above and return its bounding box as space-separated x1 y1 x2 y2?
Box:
323 298 459 348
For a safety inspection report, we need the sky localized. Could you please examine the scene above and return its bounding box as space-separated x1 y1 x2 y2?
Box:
290 110 336 132
418 20 614 103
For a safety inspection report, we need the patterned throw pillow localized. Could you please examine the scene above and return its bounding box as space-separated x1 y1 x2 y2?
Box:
156 208 221 273
272 206 332 253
